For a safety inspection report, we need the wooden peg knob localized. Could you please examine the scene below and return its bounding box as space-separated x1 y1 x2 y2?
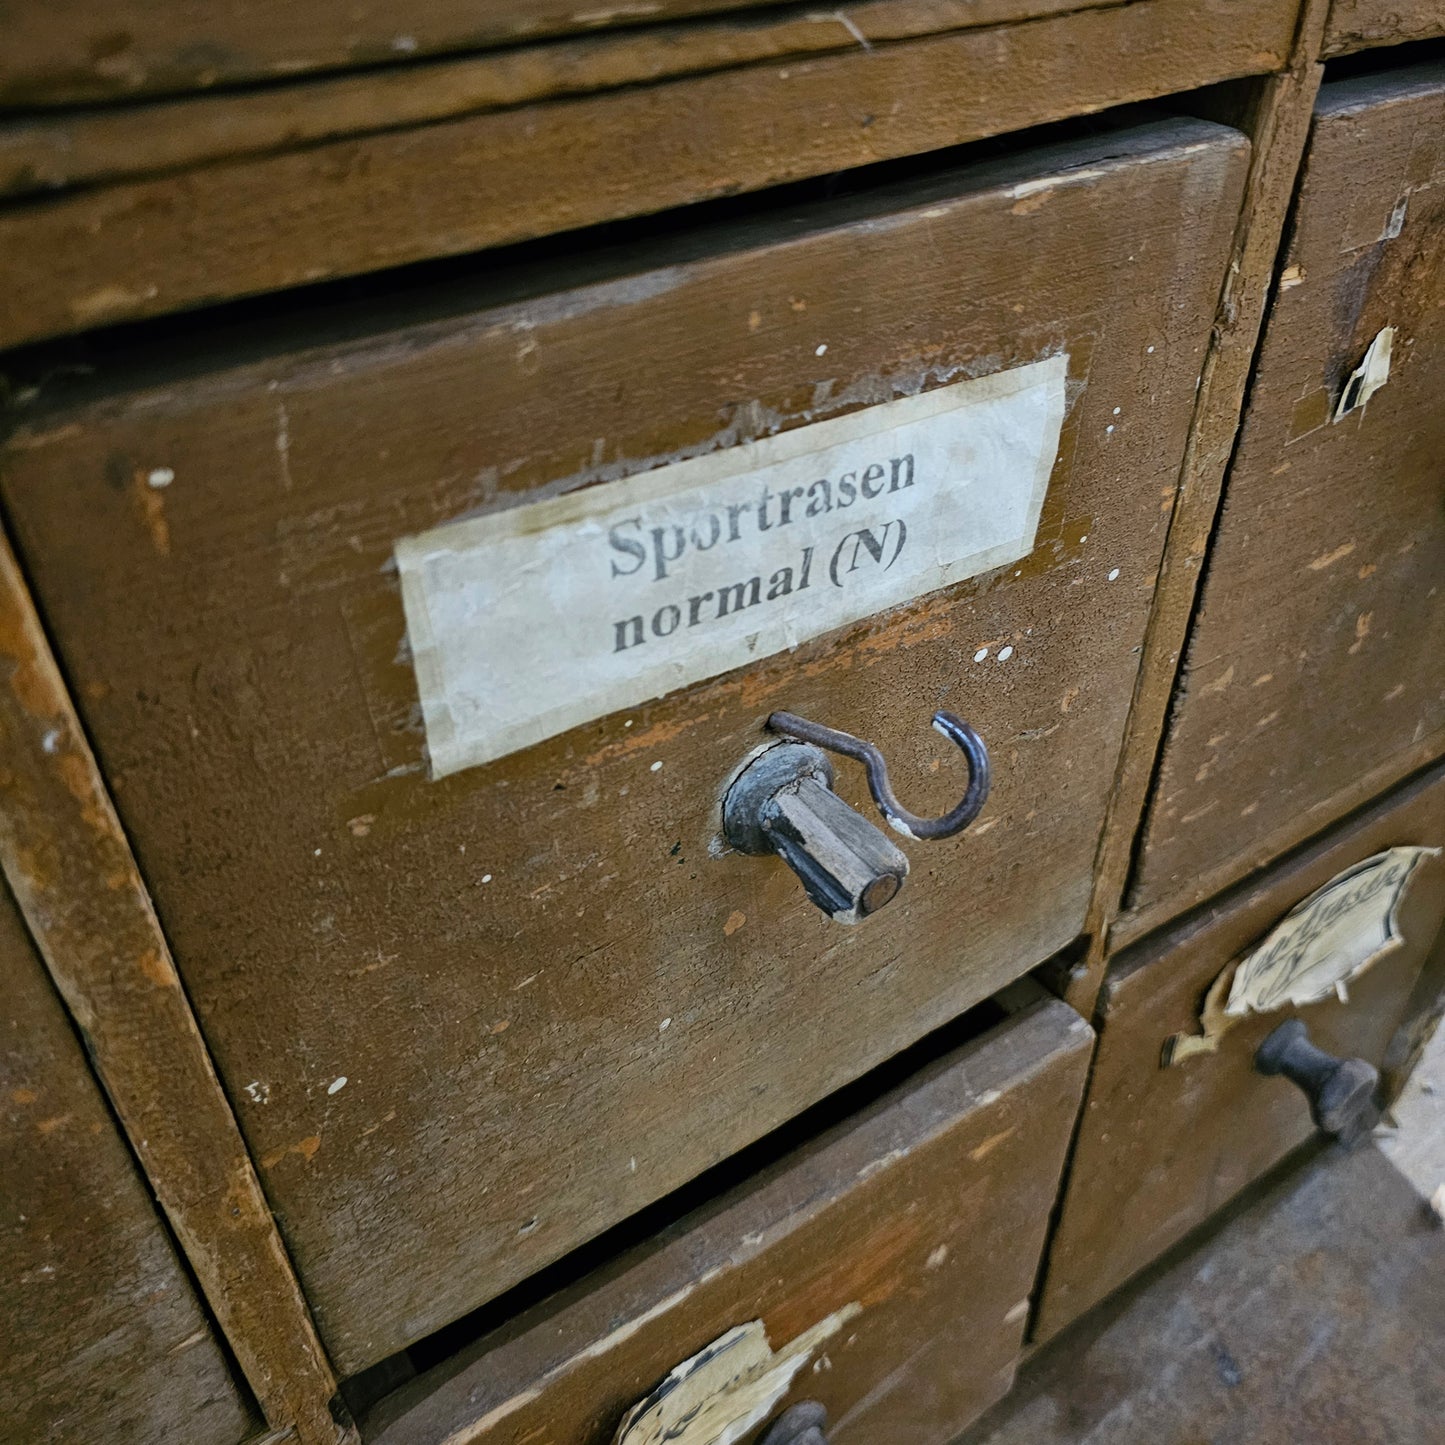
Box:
724 743 908 923
1254 1018 1379 1146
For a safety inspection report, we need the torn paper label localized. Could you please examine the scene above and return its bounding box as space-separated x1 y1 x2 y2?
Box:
1166 846 1440 1065
613 1308 859 1445
396 356 1066 777
1334 326 1394 420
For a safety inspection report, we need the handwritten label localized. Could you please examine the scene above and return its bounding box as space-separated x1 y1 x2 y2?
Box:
1165 846 1440 1065
397 355 1066 777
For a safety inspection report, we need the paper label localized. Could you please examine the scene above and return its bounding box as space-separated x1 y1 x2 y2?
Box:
1165 845 1440 1066
397 354 1067 777
1224 846 1439 1016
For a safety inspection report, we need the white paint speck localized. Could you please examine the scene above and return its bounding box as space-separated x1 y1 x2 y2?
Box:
1106 424 1115 434
997 646 1014 662
40 728 61 754
1108 568 1121 581
482 873 493 883
815 344 828 356
926 1244 950 1270
313 848 322 857
1079 534 1088 543
659 1017 672 1032
243 1081 270 1105
1147 345 1155 354
624 719 633 728
973 647 989 662
327 1076 348 1095
1112 406 1122 416
147 467 174 489
650 760 663 772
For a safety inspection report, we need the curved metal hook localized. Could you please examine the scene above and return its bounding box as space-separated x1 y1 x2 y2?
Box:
766 709 990 842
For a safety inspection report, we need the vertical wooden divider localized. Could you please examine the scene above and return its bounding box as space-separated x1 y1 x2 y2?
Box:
0 527 356 1445
1059 0 1333 1017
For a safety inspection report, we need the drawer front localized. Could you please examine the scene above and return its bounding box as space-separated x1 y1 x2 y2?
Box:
0 0 1116 107
367 991 1092 1445
0 882 256 1445
1 118 1247 1371
1037 759 1445 1341
1129 63 1445 923
0 0 1295 349
1325 0 1445 55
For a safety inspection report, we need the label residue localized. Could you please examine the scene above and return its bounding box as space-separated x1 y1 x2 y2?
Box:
397 355 1067 777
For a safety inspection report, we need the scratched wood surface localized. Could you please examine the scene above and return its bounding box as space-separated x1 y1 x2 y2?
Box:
0 0 1293 349
1056 0 1330 1017
0 878 257 1445
1125 63 1445 932
0 532 353 1444
1324 0 1445 56
0 0 1117 108
365 991 1091 1445
1 119 1247 1371
1036 759 1445 1343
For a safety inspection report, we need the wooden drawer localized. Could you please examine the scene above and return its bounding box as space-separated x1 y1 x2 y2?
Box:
3 0 1124 106
0 0 1298 348
1127 62 1445 928
1036 759 1445 1342
0 880 257 1445
363 989 1092 1445
1325 0 1445 56
0 116 1246 1372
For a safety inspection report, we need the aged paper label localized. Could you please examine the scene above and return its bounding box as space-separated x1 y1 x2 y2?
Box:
612 1308 859 1445
397 355 1066 777
1165 846 1440 1065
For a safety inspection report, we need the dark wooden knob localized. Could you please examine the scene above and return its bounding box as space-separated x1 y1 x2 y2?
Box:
759 1401 829 1445
1254 1018 1379 1146
724 743 908 923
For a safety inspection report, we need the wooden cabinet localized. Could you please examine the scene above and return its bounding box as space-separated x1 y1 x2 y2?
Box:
363 988 1091 1445
1 116 1247 1372
1037 759 1445 1343
1127 62 1445 928
0 881 256 1445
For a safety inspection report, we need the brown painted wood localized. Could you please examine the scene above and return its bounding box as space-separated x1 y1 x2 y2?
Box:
1324 0 1445 56
0 0 1294 348
1035 758 1445 1343
0 531 354 1445
0 0 1124 107
1057 5 1332 1017
0 876 257 1445
364 990 1092 1445
0 0 1109 184
1 118 1248 1371
1126 62 1445 929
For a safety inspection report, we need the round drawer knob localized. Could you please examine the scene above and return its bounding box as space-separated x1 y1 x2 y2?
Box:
1254 1018 1380 1146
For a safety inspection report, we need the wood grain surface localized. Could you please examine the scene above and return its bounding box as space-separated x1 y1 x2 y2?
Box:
1324 0 1445 56
0 0 1293 348
0 532 353 1443
0 877 257 1445
1036 759 1445 1342
1127 62 1445 928
1 119 1247 1371
365 991 1092 1445
0 0 1113 121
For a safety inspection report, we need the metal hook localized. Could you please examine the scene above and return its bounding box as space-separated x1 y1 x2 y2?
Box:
766 710 990 842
